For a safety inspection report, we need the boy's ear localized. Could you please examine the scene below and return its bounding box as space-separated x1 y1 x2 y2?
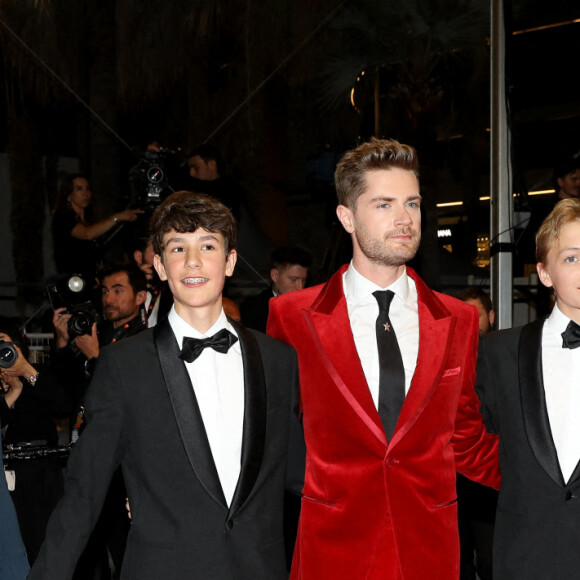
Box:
225 250 237 277
153 254 168 281
537 262 553 288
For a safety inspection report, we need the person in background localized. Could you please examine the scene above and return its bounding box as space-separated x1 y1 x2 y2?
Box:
0 318 72 566
187 144 243 220
52 173 142 279
455 287 497 580
241 246 311 333
0 415 29 580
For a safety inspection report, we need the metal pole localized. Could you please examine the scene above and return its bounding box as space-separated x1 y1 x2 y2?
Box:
490 0 513 329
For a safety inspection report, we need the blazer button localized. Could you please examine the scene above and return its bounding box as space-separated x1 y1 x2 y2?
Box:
386 458 400 467
225 519 234 530
564 490 574 502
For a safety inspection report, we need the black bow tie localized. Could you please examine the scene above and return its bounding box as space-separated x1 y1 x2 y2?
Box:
561 320 580 350
179 329 238 363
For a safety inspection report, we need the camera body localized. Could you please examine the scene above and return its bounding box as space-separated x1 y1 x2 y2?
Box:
65 306 98 338
0 340 18 368
129 148 179 211
46 274 101 339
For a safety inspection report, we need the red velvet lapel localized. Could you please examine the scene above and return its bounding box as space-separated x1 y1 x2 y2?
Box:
303 265 455 449
390 268 454 447
303 265 387 446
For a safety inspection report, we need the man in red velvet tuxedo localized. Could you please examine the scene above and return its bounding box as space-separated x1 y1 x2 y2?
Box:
267 138 500 580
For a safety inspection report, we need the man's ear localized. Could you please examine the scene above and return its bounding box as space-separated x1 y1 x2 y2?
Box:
133 250 143 265
537 262 553 288
337 205 355 233
225 250 237 277
488 309 496 327
135 290 147 306
153 254 167 281
208 159 218 177
270 268 280 284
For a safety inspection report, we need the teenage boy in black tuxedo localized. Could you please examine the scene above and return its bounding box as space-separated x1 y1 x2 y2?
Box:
476 198 580 579
29 191 301 580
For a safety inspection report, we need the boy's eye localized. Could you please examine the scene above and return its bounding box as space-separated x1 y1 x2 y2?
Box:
201 244 215 251
171 246 185 252
564 256 578 263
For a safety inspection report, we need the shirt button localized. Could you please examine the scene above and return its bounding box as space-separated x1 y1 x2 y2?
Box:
225 519 234 530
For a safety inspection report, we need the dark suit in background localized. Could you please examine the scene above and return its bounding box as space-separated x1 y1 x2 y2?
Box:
0 421 29 580
240 287 274 333
29 317 300 580
476 319 580 579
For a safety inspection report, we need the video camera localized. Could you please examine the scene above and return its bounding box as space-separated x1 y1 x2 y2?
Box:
46 274 101 338
129 148 180 211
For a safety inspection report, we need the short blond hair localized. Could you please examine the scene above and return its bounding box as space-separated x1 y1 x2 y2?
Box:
536 198 580 264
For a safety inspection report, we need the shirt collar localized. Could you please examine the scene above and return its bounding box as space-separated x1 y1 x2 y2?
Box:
344 261 410 305
545 303 574 341
168 306 239 350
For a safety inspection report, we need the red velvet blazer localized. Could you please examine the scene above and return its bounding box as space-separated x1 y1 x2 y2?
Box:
268 266 500 580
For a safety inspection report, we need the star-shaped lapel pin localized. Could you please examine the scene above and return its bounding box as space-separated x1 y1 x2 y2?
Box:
383 322 391 331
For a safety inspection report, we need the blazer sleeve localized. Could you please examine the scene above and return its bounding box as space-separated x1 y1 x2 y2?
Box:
450 307 501 490
28 347 129 580
474 334 499 434
268 298 306 495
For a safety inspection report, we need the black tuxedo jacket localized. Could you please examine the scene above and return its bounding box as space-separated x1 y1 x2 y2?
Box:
476 319 580 580
29 318 300 580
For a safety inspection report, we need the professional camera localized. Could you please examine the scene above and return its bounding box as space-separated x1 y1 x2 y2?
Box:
0 340 18 368
129 148 180 211
46 274 101 338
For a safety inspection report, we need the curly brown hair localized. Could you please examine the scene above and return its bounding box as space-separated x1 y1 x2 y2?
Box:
149 191 237 257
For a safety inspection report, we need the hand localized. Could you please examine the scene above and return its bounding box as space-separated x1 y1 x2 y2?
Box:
1 374 24 407
115 209 144 223
0 334 36 381
2 345 36 381
53 307 72 348
125 497 132 520
74 323 100 360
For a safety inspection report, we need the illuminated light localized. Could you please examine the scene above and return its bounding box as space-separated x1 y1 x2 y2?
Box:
438 229 452 238
436 201 463 208
513 18 580 35
350 87 356 108
479 196 491 201
361 70 365 76
529 189 555 196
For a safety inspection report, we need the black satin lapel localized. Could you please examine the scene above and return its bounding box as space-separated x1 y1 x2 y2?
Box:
227 321 267 517
153 319 227 507
519 319 565 487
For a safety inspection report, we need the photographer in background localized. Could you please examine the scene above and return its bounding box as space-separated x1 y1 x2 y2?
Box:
52 263 147 432
50 264 147 579
0 318 72 566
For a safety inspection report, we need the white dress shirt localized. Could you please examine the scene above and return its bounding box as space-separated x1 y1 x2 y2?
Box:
343 263 419 409
542 304 580 483
145 289 160 327
168 306 244 505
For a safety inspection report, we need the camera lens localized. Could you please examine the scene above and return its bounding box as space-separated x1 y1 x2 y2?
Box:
0 340 18 368
67 311 94 337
